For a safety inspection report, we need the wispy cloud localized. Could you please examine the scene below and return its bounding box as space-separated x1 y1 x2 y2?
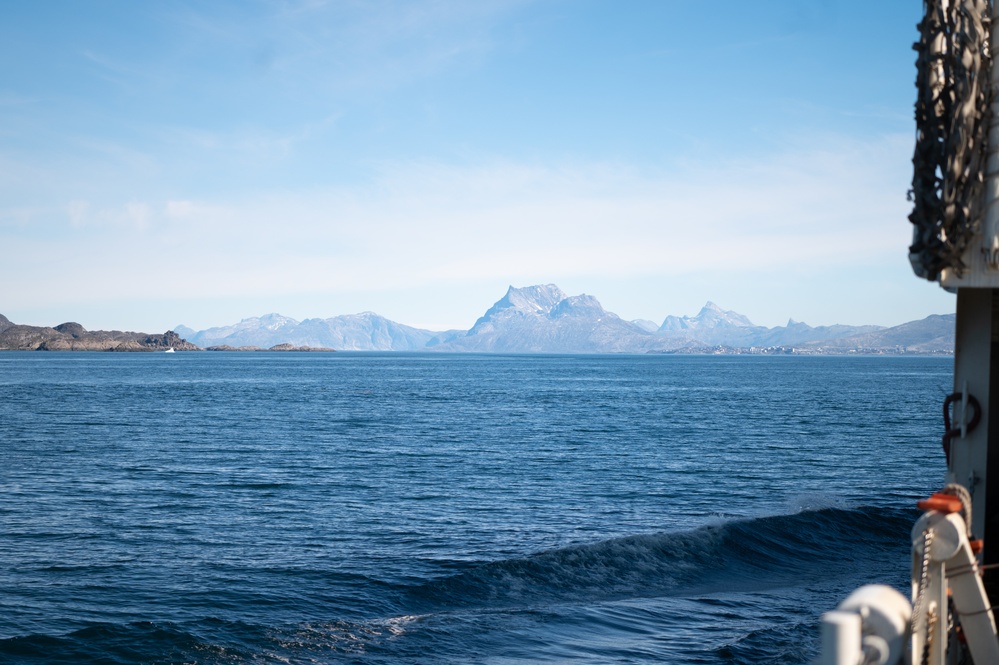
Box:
0 2 943 333
164 0 521 96
2 132 913 315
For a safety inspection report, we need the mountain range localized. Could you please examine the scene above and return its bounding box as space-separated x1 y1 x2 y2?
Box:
175 284 954 354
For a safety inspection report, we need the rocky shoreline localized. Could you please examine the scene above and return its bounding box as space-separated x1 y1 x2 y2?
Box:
0 314 335 352
204 344 336 352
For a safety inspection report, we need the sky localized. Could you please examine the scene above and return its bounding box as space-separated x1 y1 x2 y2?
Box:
0 0 954 333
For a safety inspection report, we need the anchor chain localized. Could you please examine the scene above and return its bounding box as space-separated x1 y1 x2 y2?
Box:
909 0 991 280
913 527 936 665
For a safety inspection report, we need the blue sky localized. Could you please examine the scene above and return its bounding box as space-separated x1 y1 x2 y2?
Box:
1 0 951 332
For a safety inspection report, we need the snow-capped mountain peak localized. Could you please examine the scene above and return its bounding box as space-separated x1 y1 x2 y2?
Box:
659 302 754 332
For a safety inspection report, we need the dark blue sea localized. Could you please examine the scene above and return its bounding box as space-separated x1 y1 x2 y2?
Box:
0 352 949 664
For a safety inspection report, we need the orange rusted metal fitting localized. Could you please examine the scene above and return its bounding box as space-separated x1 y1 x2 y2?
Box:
917 492 964 514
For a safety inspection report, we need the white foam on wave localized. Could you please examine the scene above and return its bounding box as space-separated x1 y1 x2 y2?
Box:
375 614 426 637
783 493 853 514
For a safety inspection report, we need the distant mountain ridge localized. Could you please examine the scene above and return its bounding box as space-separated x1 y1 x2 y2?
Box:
174 284 955 354
429 285 650 353
659 302 754 331
0 284 953 354
179 312 448 351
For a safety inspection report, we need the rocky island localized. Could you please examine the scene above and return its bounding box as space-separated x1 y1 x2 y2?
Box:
204 343 337 352
0 314 200 351
0 314 335 352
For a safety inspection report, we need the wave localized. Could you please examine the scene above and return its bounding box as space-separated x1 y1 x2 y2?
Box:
0 621 233 665
712 621 818 665
0 506 918 664
0 617 392 665
407 505 916 610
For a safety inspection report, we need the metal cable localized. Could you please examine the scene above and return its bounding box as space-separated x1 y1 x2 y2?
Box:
943 482 975 537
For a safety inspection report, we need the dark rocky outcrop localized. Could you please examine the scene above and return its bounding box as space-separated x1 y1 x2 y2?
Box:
0 315 200 352
53 322 87 338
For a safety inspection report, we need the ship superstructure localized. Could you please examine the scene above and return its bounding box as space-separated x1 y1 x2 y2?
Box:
819 2 999 663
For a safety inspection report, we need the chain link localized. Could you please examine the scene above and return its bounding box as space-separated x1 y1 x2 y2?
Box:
909 0 991 280
912 527 936 665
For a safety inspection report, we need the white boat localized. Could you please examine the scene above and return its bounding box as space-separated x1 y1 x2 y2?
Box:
818 2 999 663
164 348 175 353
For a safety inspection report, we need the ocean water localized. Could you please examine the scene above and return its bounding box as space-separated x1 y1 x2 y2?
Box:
0 352 950 664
